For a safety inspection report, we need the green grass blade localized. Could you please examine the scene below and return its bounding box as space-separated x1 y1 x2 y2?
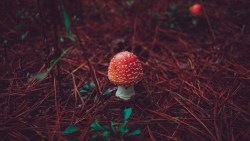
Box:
48 46 73 72
60 0 74 41
21 31 29 40
110 123 117 135
28 71 48 82
28 46 74 82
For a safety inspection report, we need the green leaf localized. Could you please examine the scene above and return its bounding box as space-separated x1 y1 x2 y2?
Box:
111 123 117 135
66 29 74 41
60 0 74 41
21 31 29 40
164 11 174 16
176 116 183 119
60 36 64 42
83 83 95 90
102 131 110 136
170 4 177 11
103 88 113 95
118 124 129 133
15 24 27 29
192 19 198 25
90 121 105 131
124 108 132 121
89 83 95 89
94 96 98 101
92 134 98 138
82 95 88 99
79 89 87 93
35 13 39 18
64 125 78 134
103 89 111 95
170 23 175 29
128 129 141 136
83 84 90 89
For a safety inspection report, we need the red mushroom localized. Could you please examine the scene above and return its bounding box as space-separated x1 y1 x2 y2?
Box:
108 51 143 100
190 4 203 17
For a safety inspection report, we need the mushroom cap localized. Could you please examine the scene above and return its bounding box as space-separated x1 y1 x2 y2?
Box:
108 51 143 86
190 4 202 17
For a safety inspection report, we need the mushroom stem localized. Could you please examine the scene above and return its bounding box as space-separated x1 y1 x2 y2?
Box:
115 85 135 100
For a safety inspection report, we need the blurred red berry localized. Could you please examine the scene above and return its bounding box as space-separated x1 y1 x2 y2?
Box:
190 4 202 17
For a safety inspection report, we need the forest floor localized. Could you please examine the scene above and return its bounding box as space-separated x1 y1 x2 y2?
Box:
0 0 250 141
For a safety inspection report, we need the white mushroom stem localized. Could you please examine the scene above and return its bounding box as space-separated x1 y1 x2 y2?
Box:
115 85 135 100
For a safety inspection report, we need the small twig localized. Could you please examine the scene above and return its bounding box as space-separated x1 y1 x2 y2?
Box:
37 0 53 82
131 16 137 53
199 0 216 40
78 0 83 22
147 125 156 141
61 0 102 97
37 0 49 58
52 0 62 93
